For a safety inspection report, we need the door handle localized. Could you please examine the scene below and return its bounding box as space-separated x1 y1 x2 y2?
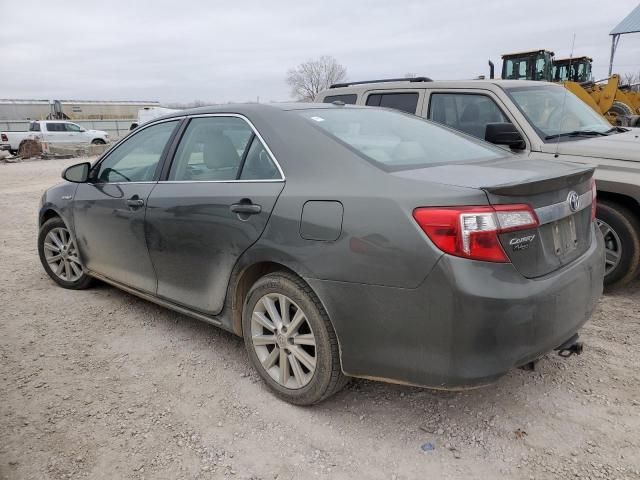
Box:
126 198 145 208
230 203 261 215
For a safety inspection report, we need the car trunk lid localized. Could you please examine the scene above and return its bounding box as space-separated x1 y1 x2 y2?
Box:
483 169 594 278
395 157 595 277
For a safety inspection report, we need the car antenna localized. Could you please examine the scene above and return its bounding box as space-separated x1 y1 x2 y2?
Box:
555 33 576 158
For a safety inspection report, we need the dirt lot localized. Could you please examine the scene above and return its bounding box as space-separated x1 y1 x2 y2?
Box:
1 157 639 480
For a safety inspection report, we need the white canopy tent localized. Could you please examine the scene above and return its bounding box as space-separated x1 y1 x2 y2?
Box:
609 3 640 76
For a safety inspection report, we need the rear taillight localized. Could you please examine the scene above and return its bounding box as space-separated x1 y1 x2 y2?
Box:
1 133 7 142
590 178 597 221
413 204 538 263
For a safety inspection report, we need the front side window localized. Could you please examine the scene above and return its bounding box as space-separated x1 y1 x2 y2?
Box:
366 92 419 114
65 123 82 132
503 59 529 80
95 120 178 183
428 93 510 139
296 107 506 171
505 85 612 140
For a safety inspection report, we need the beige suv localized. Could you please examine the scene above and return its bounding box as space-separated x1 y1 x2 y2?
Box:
316 78 640 288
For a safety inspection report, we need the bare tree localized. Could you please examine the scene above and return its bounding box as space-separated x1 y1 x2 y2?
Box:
623 72 640 91
286 56 347 101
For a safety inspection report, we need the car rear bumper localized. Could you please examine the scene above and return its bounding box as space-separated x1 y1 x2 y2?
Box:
0 144 11 151
306 224 604 388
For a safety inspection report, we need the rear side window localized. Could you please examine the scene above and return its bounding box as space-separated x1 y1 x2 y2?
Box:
296 107 505 171
365 92 419 114
239 137 281 180
428 93 510 139
29 122 40 132
322 94 357 105
168 117 281 181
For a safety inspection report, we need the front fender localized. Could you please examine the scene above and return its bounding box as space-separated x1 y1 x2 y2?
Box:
38 182 79 231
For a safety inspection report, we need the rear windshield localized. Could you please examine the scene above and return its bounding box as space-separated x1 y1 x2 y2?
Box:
296 107 505 170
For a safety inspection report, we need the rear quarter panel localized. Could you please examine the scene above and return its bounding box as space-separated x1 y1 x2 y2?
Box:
246 172 488 289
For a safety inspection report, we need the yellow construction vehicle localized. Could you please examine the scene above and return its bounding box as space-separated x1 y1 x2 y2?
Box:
493 49 640 126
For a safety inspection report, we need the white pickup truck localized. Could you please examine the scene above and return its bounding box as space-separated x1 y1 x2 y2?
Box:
1 120 109 155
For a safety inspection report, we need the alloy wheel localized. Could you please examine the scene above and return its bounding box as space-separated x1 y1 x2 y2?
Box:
250 293 317 389
597 219 622 276
43 227 83 282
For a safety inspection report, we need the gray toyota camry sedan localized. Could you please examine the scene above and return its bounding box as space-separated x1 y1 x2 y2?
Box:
38 103 604 404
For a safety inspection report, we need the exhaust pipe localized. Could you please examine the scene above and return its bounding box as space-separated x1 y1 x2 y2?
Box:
555 334 583 358
488 60 495 80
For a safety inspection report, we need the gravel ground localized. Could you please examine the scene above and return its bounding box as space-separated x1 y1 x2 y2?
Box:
1 157 639 480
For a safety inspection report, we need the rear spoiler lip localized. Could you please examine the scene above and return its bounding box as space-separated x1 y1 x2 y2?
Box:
482 167 594 196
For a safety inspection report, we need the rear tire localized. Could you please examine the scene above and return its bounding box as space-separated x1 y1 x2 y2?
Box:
596 200 640 288
608 100 633 117
242 271 348 405
38 217 94 290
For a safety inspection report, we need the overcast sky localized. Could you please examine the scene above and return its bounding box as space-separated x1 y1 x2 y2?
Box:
1 0 639 104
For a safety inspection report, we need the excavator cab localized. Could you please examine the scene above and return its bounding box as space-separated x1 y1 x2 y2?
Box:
552 57 593 83
501 49 554 81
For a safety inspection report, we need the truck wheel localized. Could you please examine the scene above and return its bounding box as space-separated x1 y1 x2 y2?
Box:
596 200 640 288
608 101 633 117
91 139 106 145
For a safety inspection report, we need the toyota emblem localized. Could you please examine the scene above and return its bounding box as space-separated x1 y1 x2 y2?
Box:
567 191 580 212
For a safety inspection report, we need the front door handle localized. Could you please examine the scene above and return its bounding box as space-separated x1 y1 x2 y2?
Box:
126 197 145 208
230 203 261 215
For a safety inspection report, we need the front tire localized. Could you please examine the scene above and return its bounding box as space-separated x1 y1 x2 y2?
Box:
91 139 106 145
38 217 93 289
596 200 640 288
242 272 347 405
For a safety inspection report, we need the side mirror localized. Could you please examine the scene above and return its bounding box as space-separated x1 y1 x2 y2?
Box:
485 123 526 150
62 162 90 183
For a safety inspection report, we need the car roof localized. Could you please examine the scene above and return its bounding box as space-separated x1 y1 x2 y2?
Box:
149 102 363 122
317 79 555 96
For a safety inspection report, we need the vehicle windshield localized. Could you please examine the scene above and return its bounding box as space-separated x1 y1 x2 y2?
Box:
296 107 506 170
505 85 612 140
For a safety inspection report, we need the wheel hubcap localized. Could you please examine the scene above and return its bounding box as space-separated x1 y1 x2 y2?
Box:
596 219 622 275
250 293 317 389
43 227 83 282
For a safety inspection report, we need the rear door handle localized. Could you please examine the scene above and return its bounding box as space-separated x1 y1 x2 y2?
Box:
126 198 145 208
230 203 261 215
